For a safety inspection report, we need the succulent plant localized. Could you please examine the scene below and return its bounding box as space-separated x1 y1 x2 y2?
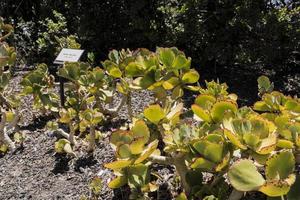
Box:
21 64 59 112
192 94 238 124
0 17 22 153
105 120 159 197
228 151 296 197
106 74 300 199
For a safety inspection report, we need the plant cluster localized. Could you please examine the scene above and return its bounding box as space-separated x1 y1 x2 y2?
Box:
1 19 299 198
0 17 24 152
38 47 199 157
103 68 300 199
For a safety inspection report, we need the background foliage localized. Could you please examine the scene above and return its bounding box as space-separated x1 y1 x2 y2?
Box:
0 0 299 98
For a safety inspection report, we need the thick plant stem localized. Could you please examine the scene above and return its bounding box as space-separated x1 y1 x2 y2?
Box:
53 128 70 139
87 126 95 152
0 112 15 151
173 154 191 195
68 124 76 145
228 189 244 200
7 109 20 130
126 92 133 119
97 94 127 116
0 130 16 151
151 153 190 195
150 155 173 165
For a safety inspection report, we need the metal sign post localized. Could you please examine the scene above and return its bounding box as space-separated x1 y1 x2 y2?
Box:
54 48 84 107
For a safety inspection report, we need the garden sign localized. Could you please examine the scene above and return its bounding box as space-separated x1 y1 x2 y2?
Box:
54 48 84 106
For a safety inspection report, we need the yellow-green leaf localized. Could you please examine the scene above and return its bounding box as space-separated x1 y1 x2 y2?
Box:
144 105 165 124
104 160 132 170
108 176 127 189
182 69 199 84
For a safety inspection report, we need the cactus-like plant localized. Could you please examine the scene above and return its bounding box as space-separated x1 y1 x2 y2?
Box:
0 17 22 153
104 67 300 199
21 63 59 113
3 40 298 199
101 47 200 117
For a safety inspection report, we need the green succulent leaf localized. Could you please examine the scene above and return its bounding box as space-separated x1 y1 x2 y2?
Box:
228 159 265 191
191 104 211 123
162 77 179 90
125 62 142 77
134 140 159 164
223 129 247 150
254 101 271 112
173 55 190 69
277 139 294 149
110 130 133 146
194 94 216 109
171 85 184 99
193 140 223 163
265 151 295 180
89 177 102 195
117 144 132 159
159 48 175 67
256 134 277 155
108 176 127 189
126 164 149 189
211 101 237 122
129 138 145 155
132 120 150 144
144 104 165 124
259 174 296 197
190 157 215 169
182 69 199 84
175 192 188 200
104 160 132 170
54 139 75 156
257 76 274 95
139 69 156 89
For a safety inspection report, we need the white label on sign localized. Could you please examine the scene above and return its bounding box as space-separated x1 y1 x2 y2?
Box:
54 48 84 64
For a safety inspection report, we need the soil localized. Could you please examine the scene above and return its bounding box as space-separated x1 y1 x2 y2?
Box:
0 67 299 200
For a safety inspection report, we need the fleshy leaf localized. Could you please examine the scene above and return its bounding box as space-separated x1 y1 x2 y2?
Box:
132 120 150 144
108 176 127 189
265 151 295 180
228 159 265 191
129 138 145 155
191 157 215 169
211 101 237 122
259 175 295 197
104 160 132 170
182 69 199 84
193 141 223 163
134 140 158 164
144 105 165 124
117 144 132 159
224 129 247 150
191 104 211 123
194 94 216 109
